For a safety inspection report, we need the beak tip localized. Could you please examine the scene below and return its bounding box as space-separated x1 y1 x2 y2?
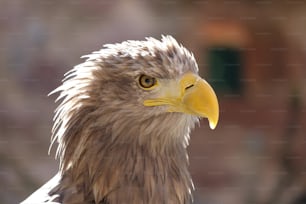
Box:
208 114 219 130
209 121 217 130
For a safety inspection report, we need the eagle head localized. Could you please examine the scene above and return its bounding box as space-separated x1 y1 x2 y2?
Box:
49 35 219 204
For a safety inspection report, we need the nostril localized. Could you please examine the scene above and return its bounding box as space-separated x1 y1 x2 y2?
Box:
185 84 194 90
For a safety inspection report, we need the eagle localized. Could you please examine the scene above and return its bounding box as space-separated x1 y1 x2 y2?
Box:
21 36 219 204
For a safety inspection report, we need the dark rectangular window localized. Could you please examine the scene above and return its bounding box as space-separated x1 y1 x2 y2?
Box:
207 46 243 94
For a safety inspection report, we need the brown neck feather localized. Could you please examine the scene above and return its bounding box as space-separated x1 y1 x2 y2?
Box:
53 108 195 203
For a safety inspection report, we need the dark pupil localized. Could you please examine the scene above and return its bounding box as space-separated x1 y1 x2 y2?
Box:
145 78 151 84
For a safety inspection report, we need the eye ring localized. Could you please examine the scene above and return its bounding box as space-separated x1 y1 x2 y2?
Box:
138 75 157 89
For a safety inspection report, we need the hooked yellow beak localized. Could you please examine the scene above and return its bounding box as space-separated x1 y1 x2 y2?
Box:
143 73 219 129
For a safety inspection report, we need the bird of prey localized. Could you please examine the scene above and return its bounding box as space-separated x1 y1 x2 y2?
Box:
21 36 219 204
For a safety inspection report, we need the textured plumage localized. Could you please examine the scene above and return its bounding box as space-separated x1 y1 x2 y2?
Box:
21 36 219 204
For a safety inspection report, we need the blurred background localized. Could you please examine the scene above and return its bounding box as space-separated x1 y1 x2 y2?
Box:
0 0 306 203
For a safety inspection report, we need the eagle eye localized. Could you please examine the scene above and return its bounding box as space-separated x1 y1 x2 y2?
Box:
139 75 157 89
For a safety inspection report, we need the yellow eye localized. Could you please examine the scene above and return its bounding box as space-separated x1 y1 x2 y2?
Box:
139 75 157 89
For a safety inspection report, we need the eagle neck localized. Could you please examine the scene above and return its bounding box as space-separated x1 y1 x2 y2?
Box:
59 113 196 203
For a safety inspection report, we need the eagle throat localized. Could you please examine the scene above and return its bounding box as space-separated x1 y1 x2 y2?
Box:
51 101 196 204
